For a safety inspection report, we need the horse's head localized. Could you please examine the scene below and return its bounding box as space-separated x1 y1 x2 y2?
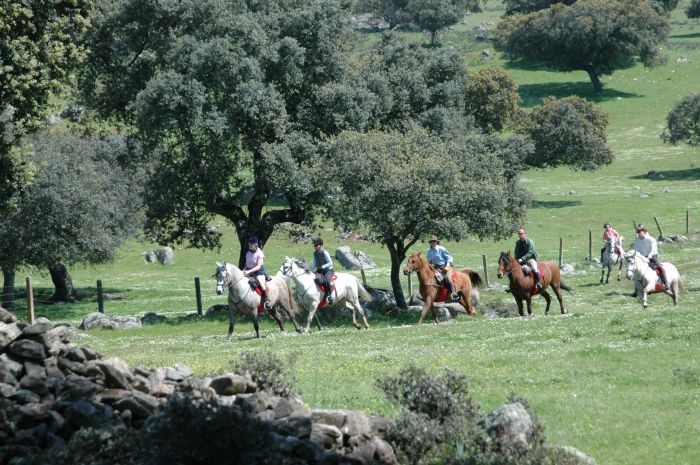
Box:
215 261 227 295
624 250 637 280
403 252 426 276
496 251 514 278
280 256 294 277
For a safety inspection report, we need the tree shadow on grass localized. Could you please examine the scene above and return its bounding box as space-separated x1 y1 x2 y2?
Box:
518 82 642 108
531 199 582 209
629 167 700 181
669 32 700 40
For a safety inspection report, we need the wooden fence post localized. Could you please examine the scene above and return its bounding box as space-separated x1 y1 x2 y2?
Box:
407 273 412 297
360 269 367 287
686 210 689 235
558 237 563 267
25 277 35 325
588 230 592 262
482 254 489 287
653 216 664 237
632 220 637 231
96 279 104 314
195 277 202 316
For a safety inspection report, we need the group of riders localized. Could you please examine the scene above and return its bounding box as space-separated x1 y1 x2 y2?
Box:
242 236 336 310
240 221 669 309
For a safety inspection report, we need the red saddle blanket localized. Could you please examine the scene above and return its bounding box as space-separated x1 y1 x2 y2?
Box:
251 284 270 313
434 272 458 303
651 267 665 293
317 275 338 309
522 264 542 296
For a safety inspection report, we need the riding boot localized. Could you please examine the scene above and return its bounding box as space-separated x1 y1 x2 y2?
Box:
533 271 543 290
659 269 669 290
445 275 459 301
261 290 272 310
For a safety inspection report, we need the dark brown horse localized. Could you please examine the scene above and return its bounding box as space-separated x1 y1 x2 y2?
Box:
403 252 483 324
496 251 572 316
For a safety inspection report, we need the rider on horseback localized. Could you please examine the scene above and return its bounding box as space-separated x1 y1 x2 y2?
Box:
515 228 542 290
426 235 459 301
601 223 620 262
243 236 272 310
312 238 335 304
632 224 668 290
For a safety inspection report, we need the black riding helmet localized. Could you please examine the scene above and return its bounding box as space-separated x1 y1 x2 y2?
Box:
313 237 324 246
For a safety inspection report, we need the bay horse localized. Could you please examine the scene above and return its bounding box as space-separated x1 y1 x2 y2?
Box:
215 262 301 341
601 235 624 284
280 257 371 334
624 250 683 309
402 252 483 324
496 251 572 316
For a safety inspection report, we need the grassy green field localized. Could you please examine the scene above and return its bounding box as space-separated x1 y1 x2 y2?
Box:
9 4 700 465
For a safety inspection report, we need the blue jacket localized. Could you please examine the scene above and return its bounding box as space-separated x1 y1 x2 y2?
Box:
426 245 453 267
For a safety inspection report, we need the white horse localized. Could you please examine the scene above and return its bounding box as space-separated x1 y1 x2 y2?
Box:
624 251 683 309
280 256 371 333
600 235 624 284
215 262 301 341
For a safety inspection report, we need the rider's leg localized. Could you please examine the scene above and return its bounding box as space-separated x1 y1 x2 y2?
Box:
652 259 669 289
324 269 335 303
257 275 271 309
443 266 459 300
600 246 605 263
529 259 542 289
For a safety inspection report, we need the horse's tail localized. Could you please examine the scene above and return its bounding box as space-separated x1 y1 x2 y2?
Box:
356 278 372 302
460 268 483 288
678 277 686 296
560 281 574 293
283 280 300 316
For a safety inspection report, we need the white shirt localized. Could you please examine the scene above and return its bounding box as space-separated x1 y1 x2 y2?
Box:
632 234 658 258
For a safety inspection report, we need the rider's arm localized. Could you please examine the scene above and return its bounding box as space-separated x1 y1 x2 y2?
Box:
441 248 454 266
322 250 333 270
519 240 535 262
650 238 658 257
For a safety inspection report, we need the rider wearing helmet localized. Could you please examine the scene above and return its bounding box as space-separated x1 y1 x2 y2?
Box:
515 228 542 290
426 235 459 301
312 238 335 304
243 236 272 310
601 223 620 263
632 224 668 290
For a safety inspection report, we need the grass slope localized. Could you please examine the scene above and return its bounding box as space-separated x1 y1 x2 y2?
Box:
10 4 700 465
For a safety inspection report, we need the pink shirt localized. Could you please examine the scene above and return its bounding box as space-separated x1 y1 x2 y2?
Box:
244 248 264 270
603 228 620 241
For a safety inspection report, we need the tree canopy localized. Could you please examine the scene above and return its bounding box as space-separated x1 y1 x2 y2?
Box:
514 96 613 170
0 0 93 212
327 127 531 307
687 0 700 18
495 0 670 93
662 94 700 147
0 131 143 305
502 0 575 16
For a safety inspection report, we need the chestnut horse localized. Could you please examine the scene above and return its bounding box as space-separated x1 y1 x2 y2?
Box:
496 251 572 316
403 252 483 324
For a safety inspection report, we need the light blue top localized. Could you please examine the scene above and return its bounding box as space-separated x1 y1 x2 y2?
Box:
426 245 453 267
312 249 333 270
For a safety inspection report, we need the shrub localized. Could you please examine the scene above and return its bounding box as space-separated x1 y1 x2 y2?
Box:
231 351 297 396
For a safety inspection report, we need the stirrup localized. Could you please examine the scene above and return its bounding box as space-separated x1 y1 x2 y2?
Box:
450 292 459 301
326 295 334 304
263 300 272 310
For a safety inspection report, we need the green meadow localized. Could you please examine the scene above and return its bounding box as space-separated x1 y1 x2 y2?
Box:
10 4 700 465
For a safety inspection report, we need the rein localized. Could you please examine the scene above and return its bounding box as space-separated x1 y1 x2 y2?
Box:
222 266 254 309
284 261 322 301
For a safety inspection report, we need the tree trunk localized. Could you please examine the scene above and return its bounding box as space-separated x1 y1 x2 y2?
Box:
430 30 438 47
586 68 603 93
387 240 408 309
48 263 79 302
2 265 15 311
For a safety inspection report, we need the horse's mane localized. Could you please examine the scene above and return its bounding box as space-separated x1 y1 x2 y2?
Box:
291 257 314 273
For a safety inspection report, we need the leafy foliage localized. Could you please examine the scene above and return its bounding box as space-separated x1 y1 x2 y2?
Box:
231 351 297 396
405 0 471 45
687 0 700 18
327 128 530 306
0 0 93 211
464 68 520 133
662 94 700 147
354 0 412 27
514 96 613 170
502 0 575 16
0 131 143 272
495 0 670 92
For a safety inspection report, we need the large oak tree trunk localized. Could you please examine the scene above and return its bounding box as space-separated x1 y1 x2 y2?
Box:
387 240 408 309
48 263 79 302
586 68 603 93
2 265 15 311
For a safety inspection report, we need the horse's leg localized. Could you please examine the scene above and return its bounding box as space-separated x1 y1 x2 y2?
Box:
616 258 623 281
459 283 474 316
347 300 362 330
270 308 285 332
515 297 524 317
672 280 679 306
600 262 605 284
305 299 321 334
353 298 370 329
417 295 434 324
314 313 323 331
605 264 611 284
252 313 260 338
541 290 552 315
551 285 567 314
525 298 533 316
227 309 236 342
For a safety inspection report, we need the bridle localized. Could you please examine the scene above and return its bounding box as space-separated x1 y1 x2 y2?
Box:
498 254 513 277
217 263 252 308
282 259 322 301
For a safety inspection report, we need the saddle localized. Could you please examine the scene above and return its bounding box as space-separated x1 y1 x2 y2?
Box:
315 275 338 308
433 271 457 303
248 278 271 313
521 264 542 296
651 266 666 293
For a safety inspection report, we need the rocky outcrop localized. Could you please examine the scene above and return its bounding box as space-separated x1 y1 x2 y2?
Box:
0 308 397 465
